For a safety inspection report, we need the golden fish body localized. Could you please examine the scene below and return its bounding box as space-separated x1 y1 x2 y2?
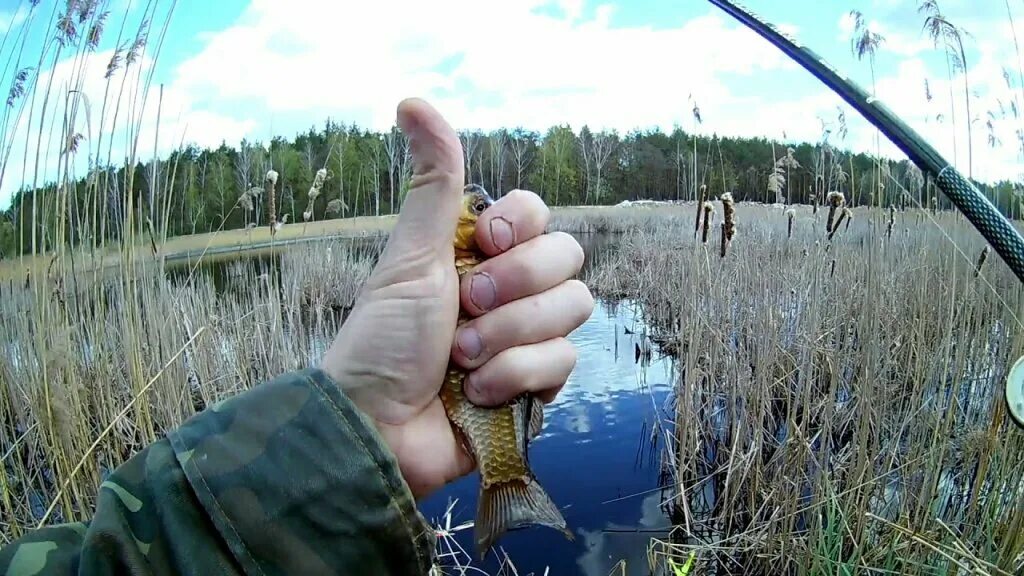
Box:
439 184 572 559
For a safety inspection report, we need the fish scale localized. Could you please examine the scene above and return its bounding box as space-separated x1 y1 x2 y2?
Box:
438 184 573 559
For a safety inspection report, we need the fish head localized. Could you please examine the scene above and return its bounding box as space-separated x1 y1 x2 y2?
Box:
454 184 494 251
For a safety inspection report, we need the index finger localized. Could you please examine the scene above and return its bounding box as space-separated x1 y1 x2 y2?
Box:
474 189 550 256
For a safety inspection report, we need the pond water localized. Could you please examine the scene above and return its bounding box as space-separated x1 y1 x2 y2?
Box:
170 233 681 575
420 297 678 575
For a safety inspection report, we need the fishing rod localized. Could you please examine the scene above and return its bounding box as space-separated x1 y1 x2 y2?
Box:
707 0 1024 429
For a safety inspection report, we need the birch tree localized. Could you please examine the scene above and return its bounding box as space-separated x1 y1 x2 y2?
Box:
509 128 534 190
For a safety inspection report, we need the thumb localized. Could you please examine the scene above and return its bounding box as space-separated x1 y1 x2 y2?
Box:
384 98 464 257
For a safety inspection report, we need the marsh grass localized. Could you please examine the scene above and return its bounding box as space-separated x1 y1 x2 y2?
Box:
587 204 1024 575
0 238 382 539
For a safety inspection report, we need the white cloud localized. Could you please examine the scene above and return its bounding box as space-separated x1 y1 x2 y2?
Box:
170 0 794 139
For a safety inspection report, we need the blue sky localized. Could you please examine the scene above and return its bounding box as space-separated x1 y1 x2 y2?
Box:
0 0 1021 208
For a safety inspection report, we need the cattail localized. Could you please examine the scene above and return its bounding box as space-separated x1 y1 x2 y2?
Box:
828 208 851 241
694 184 707 239
265 170 279 233
701 201 714 244
305 168 329 222
974 245 990 277
830 258 836 278
785 208 795 238
826 191 845 233
720 192 735 258
886 205 896 238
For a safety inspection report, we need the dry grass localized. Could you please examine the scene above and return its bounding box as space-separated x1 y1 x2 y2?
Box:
0 238 379 541
586 203 1024 575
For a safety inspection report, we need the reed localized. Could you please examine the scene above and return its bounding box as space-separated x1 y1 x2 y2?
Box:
586 203 1024 575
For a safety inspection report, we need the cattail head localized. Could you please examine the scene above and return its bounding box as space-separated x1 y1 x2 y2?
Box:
974 245 990 277
701 201 714 244
719 193 736 257
825 191 845 234
694 184 709 238
265 170 279 231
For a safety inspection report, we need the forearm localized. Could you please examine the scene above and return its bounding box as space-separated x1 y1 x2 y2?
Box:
0 368 437 575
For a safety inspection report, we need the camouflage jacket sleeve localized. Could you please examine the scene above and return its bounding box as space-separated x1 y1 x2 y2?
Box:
0 367 438 575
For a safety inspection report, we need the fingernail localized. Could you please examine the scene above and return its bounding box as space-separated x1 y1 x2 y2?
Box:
456 327 483 360
466 373 487 404
490 217 515 252
470 272 496 311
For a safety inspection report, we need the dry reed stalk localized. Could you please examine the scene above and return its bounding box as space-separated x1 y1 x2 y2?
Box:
826 191 845 233
843 207 853 230
701 202 714 244
786 208 795 239
719 193 735 258
887 206 896 238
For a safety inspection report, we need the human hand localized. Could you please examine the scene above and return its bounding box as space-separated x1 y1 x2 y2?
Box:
320 99 594 499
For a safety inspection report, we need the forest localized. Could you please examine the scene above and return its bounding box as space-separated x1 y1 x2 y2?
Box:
0 116 1020 259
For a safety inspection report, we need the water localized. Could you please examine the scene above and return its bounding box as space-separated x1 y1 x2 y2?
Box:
419 297 678 575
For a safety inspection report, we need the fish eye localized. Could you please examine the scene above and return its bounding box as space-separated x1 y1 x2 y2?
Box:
474 201 487 214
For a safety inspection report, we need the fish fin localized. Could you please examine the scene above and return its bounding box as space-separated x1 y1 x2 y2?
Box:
475 478 573 560
529 396 544 440
511 395 545 453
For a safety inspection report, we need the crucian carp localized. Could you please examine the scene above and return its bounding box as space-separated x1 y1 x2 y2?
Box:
439 183 574 559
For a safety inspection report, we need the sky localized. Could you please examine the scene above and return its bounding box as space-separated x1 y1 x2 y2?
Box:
0 0 1022 209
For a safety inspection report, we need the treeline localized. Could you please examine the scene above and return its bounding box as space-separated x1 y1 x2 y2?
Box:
0 119 1020 258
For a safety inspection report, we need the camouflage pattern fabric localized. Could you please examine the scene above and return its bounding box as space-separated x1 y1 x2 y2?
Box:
0 368 437 575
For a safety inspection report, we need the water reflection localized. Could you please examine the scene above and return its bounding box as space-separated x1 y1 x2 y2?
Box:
419 298 678 576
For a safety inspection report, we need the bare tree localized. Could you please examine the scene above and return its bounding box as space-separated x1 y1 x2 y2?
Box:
488 129 507 196
371 138 383 216
334 128 348 218
460 130 481 185
591 132 616 204
509 128 534 190
577 127 593 203
577 128 616 204
236 140 265 226
383 127 403 213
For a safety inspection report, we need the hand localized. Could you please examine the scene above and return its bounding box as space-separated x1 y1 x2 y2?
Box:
320 98 594 499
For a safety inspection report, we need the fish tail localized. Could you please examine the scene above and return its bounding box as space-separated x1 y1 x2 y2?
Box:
475 476 573 560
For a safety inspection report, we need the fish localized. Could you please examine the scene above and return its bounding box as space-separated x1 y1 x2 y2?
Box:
439 183 574 559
